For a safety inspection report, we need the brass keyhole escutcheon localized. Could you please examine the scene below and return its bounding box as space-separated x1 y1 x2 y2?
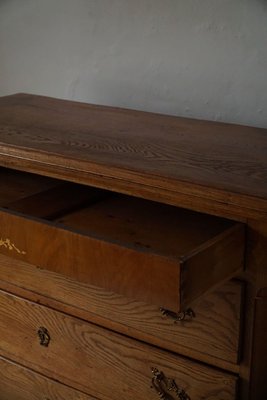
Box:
38 327 50 347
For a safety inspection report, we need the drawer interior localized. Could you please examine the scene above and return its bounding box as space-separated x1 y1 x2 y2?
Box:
0 167 60 206
0 167 244 311
1 167 237 258
56 195 236 257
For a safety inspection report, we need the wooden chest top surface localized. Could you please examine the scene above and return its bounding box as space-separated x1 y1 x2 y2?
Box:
0 93 266 219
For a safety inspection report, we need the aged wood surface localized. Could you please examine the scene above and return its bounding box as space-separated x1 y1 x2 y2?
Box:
55 193 237 257
0 167 59 206
0 93 266 220
0 93 266 399
249 288 267 398
231 220 267 400
0 356 98 400
237 220 267 400
6 182 107 220
0 208 180 311
0 254 243 372
0 290 238 400
0 200 244 311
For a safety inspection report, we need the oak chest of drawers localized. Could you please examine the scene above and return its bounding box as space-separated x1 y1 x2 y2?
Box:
0 93 266 399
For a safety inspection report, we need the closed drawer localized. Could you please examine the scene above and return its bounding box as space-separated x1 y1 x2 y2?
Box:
0 254 243 371
0 290 238 400
0 356 98 400
0 168 244 312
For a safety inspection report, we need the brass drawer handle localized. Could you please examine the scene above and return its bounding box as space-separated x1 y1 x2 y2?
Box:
151 367 190 400
160 308 195 323
37 327 50 347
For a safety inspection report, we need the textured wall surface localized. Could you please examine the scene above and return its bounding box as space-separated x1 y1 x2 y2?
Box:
0 0 266 128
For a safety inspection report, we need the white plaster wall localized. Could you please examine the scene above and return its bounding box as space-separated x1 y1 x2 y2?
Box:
0 0 266 128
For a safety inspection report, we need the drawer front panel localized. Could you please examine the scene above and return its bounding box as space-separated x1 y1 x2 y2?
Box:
0 290 238 400
0 356 97 400
0 209 180 311
0 255 243 369
0 206 244 312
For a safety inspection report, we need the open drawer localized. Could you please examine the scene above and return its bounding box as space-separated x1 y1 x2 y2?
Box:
0 167 245 312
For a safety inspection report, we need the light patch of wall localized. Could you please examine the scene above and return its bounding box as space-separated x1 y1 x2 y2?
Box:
0 0 266 128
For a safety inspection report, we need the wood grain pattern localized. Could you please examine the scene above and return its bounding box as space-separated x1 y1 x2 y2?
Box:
0 167 59 207
0 208 180 311
250 288 267 399
0 356 98 400
0 254 243 372
0 195 244 311
0 93 266 220
56 193 236 257
1 93 266 398
0 290 238 400
238 220 267 399
5 182 107 220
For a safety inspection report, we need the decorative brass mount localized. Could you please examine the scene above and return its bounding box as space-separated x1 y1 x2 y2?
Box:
160 308 195 323
0 238 26 255
151 367 190 399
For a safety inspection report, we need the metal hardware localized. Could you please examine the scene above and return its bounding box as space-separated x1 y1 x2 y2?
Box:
0 237 26 255
160 308 195 323
37 327 50 347
151 368 190 400
167 379 190 400
151 368 167 399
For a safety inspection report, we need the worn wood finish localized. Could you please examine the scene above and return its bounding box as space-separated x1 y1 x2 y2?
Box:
0 254 243 371
249 288 267 398
0 152 261 222
0 93 266 399
238 221 267 399
56 193 237 257
0 167 59 206
6 182 107 220
0 196 244 311
0 356 98 400
0 290 238 400
0 93 266 220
